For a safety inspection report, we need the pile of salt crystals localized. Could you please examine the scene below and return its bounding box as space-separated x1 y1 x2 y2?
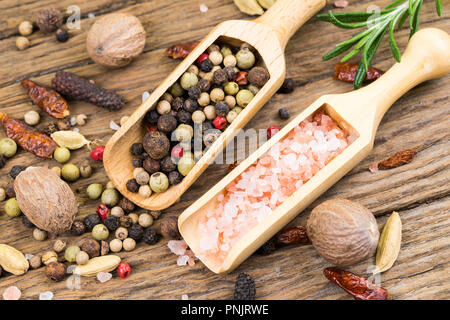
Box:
168 240 198 266
196 112 352 265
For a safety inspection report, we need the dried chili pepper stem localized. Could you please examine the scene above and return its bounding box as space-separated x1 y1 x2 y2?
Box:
21 80 70 119
0 112 57 158
323 267 389 300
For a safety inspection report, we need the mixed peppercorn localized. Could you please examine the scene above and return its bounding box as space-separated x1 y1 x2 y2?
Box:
127 42 270 196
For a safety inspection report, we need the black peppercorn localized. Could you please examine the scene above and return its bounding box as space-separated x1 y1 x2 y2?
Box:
223 66 236 81
143 131 170 160
131 143 144 156
128 224 144 241
168 171 182 185
199 58 213 72
248 67 270 87
277 78 296 94
81 239 100 258
71 220 86 235
143 157 160 174
57 118 71 130
183 99 198 113
177 110 191 124
171 97 185 111
145 110 159 124
22 215 34 228
157 114 178 133
41 121 58 136
215 101 229 117
10 165 25 179
104 215 120 231
234 273 256 300
84 214 102 231
120 215 133 228
132 158 143 168
160 156 176 173
201 121 213 133
0 155 5 169
198 79 211 92
5 186 15 198
160 216 180 239
278 108 291 120
55 28 69 42
256 238 276 255
120 197 135 213
126 179 139 193
188 86 201 100
143 229 159 245
213 69 228 85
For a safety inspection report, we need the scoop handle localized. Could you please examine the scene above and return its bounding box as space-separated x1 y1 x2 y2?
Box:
355 28 450 126
255 0 326 49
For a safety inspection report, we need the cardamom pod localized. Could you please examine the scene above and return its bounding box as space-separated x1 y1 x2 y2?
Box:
234 0 264 15
72 255 121 277
375 211 402 273
0 244 29 275
257 0 276 10
51 130 90 150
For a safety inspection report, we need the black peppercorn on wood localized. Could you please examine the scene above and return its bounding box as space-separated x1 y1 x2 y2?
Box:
234 273 256 300
52 71 123 111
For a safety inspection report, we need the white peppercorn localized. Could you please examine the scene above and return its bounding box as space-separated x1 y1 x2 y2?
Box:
123 238 136 252
210 88 224 103
16 36 30 50
33 228 47 241
223 55 237 67
76 114 87 125
76 251 89 265
156 100 171 115
18 21 33 36
106 181 115 189
197 92 210 106
128 213 139 225
115 227 128 240
226 110 239 123
138 213 153 228
204 105 216 120
187 65 199 75
111 206 125 218
192 110 206 123
110 239 123 253
24 110 40 126
0 188 6 202
224 95 237 108
139 185 152 198
209 51 223 66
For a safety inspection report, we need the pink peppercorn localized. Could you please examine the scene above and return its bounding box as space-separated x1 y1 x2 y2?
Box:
90 145 105 161
196 53 209 66
96 204 109 221
213 116 227 130
267 125 281 139
117 262 131 279
171 145 183 159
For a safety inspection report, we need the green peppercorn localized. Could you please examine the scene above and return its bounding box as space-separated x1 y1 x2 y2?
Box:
101 188 119 207
0 138 17 158
232 106 243 114
236 47 255 69
53 147 71 163
170 82 184 97
177 155 195 176
61 163 80 182
64 246 81 263
224 82 239 96
180 72 198 90
236 89 254 107
86 183 103 200
92 224 109 241
4 198 21 217
149 172 169 193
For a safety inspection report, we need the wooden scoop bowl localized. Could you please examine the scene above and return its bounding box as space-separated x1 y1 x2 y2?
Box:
178 28 450 274
104 0 326 210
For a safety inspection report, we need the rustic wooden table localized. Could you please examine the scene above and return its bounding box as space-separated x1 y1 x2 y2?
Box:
0 0 448 300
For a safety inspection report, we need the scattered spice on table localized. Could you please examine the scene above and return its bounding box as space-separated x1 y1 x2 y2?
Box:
165 41 200 59
369 149 418 173
334 62 384 84
234 273 256 300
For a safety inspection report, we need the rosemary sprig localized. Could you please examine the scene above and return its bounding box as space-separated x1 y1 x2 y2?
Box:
317 0 443 89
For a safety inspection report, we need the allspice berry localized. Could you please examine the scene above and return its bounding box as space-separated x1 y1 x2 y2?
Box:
120 197 136 212
143 131 170 160
160 216 180 239
248 67 270 87
46 262 66 282
71 221 86 235
36 7 63 33
81 239 100 258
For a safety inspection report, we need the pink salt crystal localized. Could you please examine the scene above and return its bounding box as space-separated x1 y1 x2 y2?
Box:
168 240 188 256
181 294 189 300
177 255 190 266
3 286 21 300
196 112 351 266
97 272 112 283
369 162 379 173
187 257 196 266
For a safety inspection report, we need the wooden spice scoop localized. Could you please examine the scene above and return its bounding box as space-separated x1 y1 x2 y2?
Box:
178 28 450 273
104 0 326 210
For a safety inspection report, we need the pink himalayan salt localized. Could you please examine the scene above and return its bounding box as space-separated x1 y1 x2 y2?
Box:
196 112 351 266
3 286 21 300
369 162 379 173
177 255 190 266
97 272 113 283
168 240 188 256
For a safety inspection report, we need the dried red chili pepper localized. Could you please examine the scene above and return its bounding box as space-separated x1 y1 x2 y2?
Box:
0 112 57 158
378 149 417 170
21 80 69 119
165 41 200 59
276 226 310 245
334 62 384 84
323 267 389 300
234 71 248 86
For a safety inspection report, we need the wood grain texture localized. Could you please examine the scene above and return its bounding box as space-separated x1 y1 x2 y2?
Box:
0 0 448 299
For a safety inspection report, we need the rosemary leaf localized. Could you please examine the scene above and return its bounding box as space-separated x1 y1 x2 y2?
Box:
410 0 423 38
436 0 442 16
388 19 402 62
322 42 354 61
